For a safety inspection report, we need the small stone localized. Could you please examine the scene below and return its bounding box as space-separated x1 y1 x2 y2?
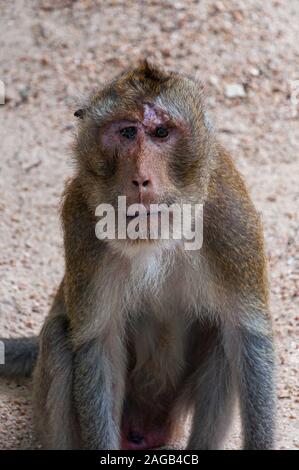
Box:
232 10 244 22
209 75 219 87
173 2 186 10
225 83 246 98
249 67 260 76
214 1 225 12
40 55 50 66
17 85 30 101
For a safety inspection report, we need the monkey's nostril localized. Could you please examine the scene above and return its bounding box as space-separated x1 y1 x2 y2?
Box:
132 179 150 188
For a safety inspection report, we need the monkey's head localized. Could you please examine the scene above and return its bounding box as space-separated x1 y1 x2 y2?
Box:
73 61 214 254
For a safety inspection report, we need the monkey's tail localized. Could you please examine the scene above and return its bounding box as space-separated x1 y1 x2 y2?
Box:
0 337 38 378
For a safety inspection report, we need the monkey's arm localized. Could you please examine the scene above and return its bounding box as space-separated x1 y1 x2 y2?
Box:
72 338 123 449
198 150 275 449
62 180 126 450
33 285 77 449
224 317 275 449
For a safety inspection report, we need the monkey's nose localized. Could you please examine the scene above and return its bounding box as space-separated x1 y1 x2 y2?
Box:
132 178 151 188
128 431 144 445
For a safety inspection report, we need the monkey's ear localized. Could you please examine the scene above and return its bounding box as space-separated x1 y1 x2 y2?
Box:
74 108 86 119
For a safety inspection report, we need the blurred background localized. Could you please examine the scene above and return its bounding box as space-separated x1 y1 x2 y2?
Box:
0 0 298 449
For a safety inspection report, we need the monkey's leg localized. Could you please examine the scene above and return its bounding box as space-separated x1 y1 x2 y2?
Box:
73 334 126 450
224 317 276 450
186 327 235 450
34 292 79 449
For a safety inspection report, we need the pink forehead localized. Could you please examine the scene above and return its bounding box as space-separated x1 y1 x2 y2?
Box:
142 103 168 128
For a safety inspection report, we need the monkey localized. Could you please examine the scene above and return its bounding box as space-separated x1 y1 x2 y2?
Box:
0 61 275 450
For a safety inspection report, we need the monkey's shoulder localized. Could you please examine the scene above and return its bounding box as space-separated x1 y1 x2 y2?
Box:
205 145 263 245
203 147 268 297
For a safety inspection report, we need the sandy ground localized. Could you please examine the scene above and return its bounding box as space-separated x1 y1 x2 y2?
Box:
0 0 298 450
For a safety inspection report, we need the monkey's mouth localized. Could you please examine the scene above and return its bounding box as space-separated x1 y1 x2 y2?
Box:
126 211 170 228
126 210 152 221
126 208 172 218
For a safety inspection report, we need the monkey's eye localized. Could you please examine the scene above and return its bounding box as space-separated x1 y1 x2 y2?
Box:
154 126 169 138
120 126 137 140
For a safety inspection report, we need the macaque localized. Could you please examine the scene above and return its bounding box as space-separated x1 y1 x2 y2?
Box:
0 61 275 450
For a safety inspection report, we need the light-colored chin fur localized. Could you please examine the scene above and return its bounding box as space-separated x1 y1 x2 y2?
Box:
109 238 180 259
107 238 181 295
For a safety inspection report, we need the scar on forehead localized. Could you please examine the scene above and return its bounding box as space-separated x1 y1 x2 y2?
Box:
142 103 169 127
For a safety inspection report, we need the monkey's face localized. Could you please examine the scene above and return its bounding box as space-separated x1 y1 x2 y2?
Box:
74 62 213 251
98 101 187 211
